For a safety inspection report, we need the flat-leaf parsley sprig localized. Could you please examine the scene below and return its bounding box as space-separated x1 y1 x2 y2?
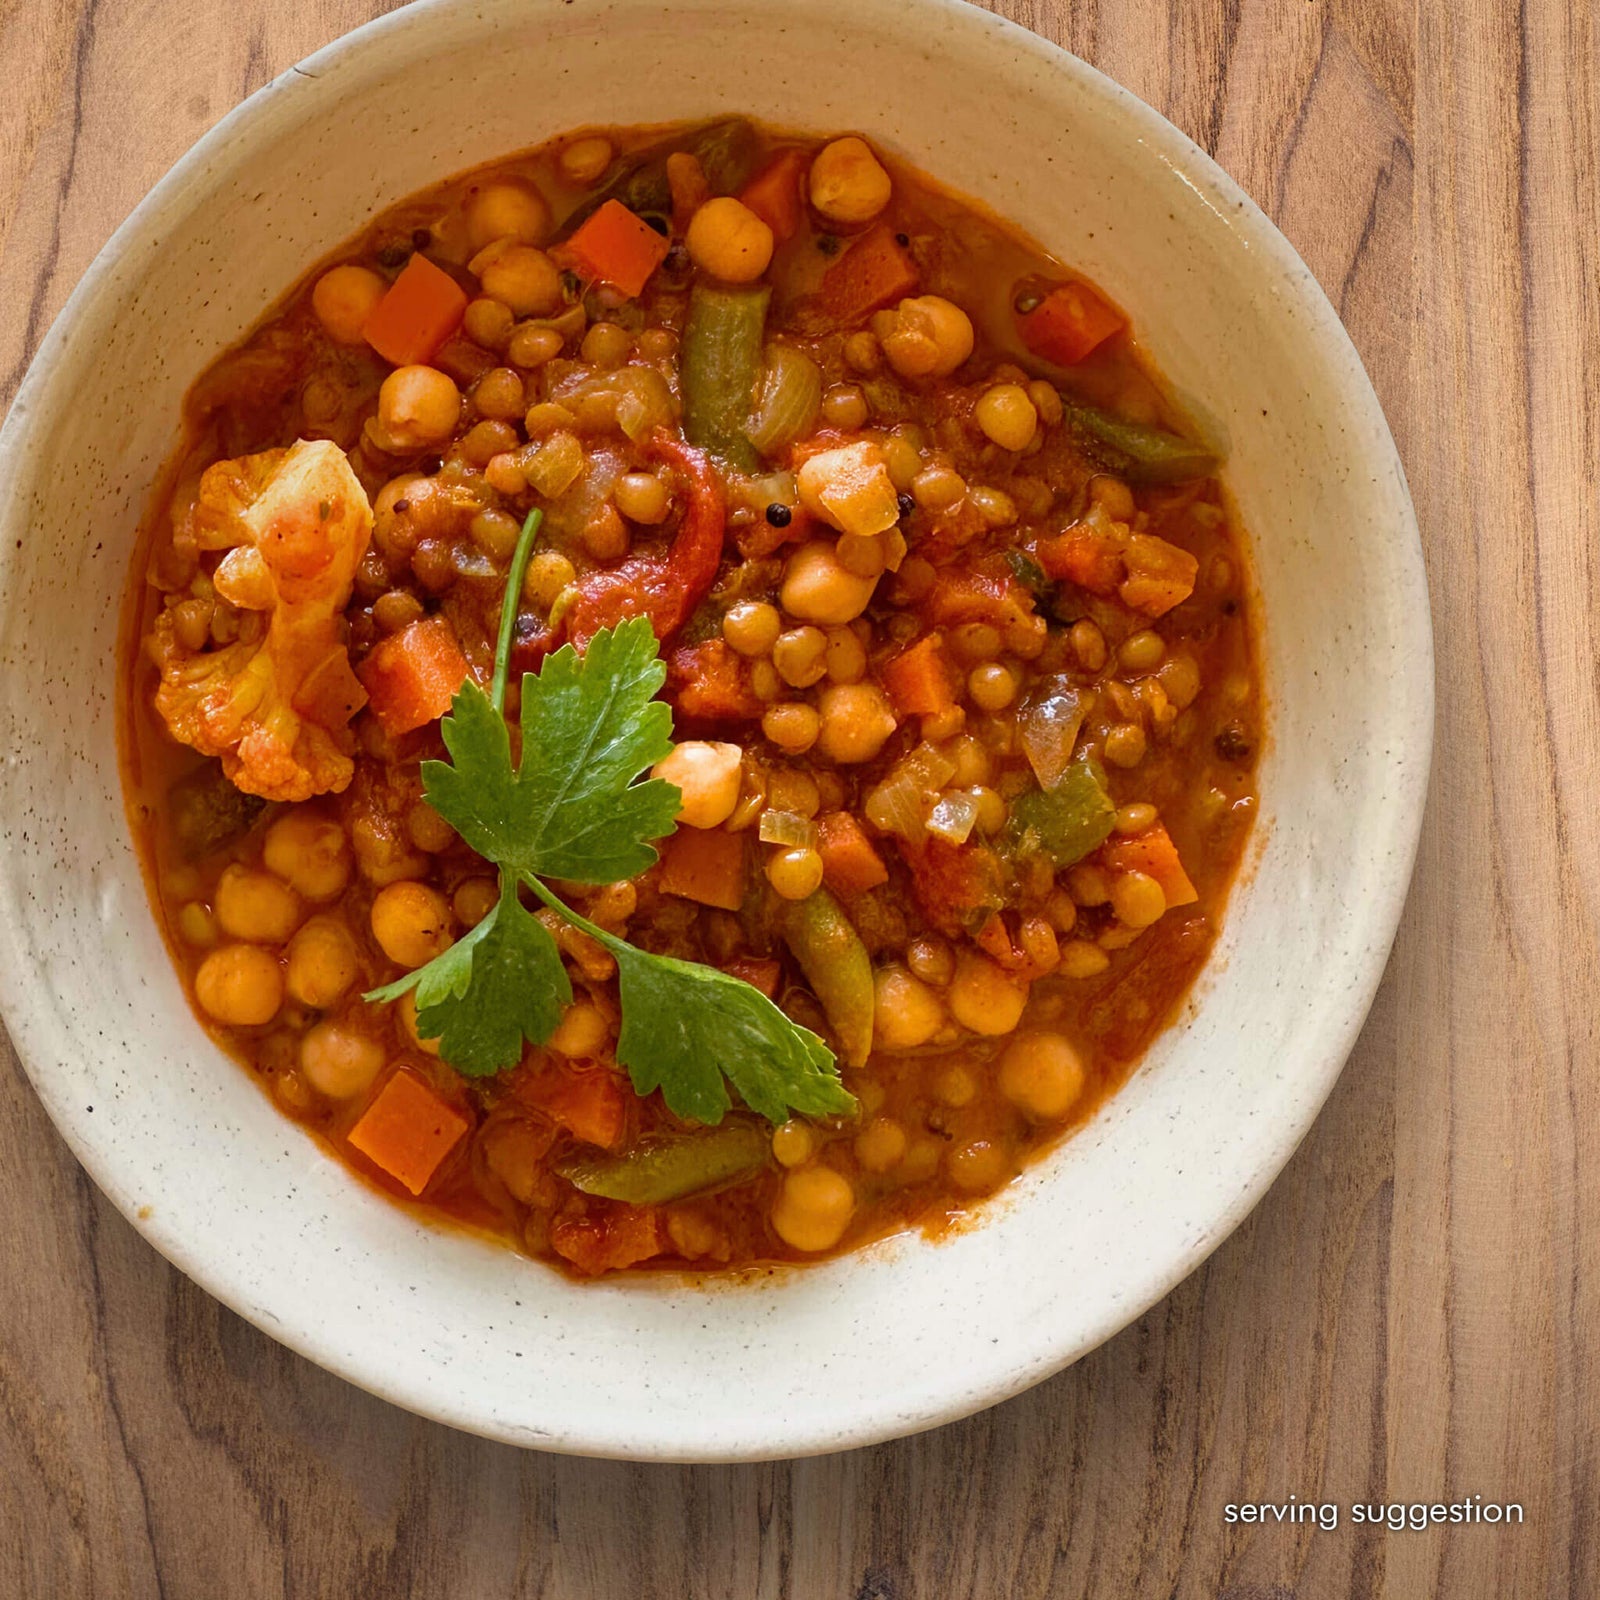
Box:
366 509 855 1126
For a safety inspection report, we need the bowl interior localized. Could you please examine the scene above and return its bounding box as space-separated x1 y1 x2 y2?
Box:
0 0 1429 1460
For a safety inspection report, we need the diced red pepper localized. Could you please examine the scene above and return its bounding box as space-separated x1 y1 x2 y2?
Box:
816 224 919 327
881 634 956 717
899 836 1005 938
1101 823 1199 907
513 1061 631 1151
815 812 889 896
658 826 746 912
668 638 764 720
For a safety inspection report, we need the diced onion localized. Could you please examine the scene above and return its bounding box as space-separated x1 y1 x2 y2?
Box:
1019 679 1088 789
863 741 960 841
526 431 586 498
926 790 980 845
758 809 817 848
746 343 823 457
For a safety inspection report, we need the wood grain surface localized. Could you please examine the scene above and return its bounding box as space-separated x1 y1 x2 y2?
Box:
2 0 1595 1594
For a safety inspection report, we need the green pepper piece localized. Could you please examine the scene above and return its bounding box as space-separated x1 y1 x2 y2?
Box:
565 118 759 231
554 1120 770 1205
782 888 874 1069
1004 759 1116 869
1059 398 1218 485
166 762 266 859
682 283 770 472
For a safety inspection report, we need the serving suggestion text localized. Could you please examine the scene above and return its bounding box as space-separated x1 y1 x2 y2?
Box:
1224 1497 1524 1532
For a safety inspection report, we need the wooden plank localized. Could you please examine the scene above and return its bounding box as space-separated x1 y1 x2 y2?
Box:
1 0 1595 1594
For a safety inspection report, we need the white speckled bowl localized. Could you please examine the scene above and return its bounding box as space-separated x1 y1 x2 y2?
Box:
0 0 1430 1460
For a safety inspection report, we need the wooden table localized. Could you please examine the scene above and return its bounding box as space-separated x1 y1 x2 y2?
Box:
2 1 1593 1594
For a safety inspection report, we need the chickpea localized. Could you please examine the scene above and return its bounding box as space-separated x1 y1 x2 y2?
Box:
773 626 828 688
463 296 515 350
771 1165 856 1252
873 965 944 1050
1070 618 1108 672
453 877 500 928
581 503 630 561
855 1116 909 1173
947 1138 1010 1194
1115 802 1158 835
214 865 302 945
969 486 1018 528
723 600 782 657
1089 474 1136 520
878 295 974 380
967 662 1017 712
524 548 577 611
284 916 360 1008
749 660 782 702
1111 869 1167 929
376 365 462 450
766 846 824 900
1059 939 1112 979
477 244 562 316
263 811 351 901
762 702 821 755
550 1000 609 1058
821 383 869 429
772 1119 815 1168
1157 654 1202 709
780 540 879 626
508 323 565 368
1104 722 1148 767
815 683 897 764
614 471 671 525
580 320 632 367
808 136 892 225
882 432 923 491
946 951 1028 1035
906 934 954 987
653 740 743 828
998 1031 1087 1121
468 505 522 561
824 626 867 684
685 196 775 282
1120 629 1165 673
973 384 1039 451
194 944 283 1026
485 452 527 497
370 881 454 969
466 180 551 250
969 786 1007 834
560 135 614 185
843 330 881 372
177 902 217 948
1028 378 1064 425
300 1022 386 1100
935 1065 977 1107
910 462 967 511
312 264 386 345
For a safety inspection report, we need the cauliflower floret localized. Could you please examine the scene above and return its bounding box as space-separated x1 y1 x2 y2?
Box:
150 438 374 802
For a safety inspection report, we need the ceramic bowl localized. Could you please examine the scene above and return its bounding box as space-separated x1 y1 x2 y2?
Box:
0 0 1430 1460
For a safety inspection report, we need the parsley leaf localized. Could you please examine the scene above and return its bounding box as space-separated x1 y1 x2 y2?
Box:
363 505 857 1126
366 873 570 1077
528 882 853 1125
422 616 681 885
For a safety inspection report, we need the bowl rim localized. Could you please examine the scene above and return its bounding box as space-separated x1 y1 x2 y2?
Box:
0 0 1432 1459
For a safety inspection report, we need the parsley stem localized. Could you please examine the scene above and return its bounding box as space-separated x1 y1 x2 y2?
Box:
490 508 544 715
524 873 623 955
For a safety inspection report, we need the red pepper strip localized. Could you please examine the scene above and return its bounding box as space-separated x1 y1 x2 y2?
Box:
562 428 726 650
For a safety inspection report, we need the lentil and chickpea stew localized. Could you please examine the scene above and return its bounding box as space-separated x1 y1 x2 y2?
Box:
123 120 1260 1277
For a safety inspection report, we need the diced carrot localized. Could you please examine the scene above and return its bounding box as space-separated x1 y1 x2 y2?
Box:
347 1068 470 1196
881 634 956 717
1018 281 1126 366
738 148 808 242
357 617 470 736
668 638 764 720
923 568 1037 634
515 1063 630 1150
1036 528 1120 592
550 1203 665 1276
817 224 919 326
363 254 469 367
657 826 747 911
1118 533 1198 617
815 811 889 896
1101 822 1199 907
554 200 671 298
724 955 782 997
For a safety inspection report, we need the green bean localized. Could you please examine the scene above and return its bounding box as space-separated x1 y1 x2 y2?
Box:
1059 398 1218 484
554 1121 770 1205
783 888 874 1068
681 283 770 471
564 118 760 231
